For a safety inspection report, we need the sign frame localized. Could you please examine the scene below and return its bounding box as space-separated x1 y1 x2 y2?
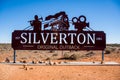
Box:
12 30 106 50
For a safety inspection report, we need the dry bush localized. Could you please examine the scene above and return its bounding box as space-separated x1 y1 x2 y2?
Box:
21 57 27 60
46 57 51 60
110 48 116 52
85 51 95 57
46 56 58 60
69 54 79 60
63 53 70 59
117 51 119 53
33 51 38 53
62 53 80 60
118 48 120 50
49 50 55 53
107 44 120 47
52 53 58 56
105 49 111 54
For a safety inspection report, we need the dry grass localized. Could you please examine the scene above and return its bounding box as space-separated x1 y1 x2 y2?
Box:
0 44 120 63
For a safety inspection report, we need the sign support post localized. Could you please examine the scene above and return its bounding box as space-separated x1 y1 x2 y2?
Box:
13 50 16 63
101 50 104 64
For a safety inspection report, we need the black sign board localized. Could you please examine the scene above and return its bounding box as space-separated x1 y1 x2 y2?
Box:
12 30 106 50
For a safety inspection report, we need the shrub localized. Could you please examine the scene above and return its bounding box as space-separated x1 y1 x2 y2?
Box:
52 53 58 56
63 53 70 59
21 57 27 60
33 51 37 53
46 57 51 60
62 53 80 60
85 51 95 57
69 54 79 60
105 49 111 54
49 50 55 53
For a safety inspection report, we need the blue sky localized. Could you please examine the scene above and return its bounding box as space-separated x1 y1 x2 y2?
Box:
0 0 120 43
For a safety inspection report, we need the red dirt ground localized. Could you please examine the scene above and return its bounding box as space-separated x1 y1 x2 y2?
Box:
0 44 120 80
0 64 120 80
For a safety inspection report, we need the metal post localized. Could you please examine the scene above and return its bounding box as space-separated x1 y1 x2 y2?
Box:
101 50 104 64
61 50 64 58
13 50 16 63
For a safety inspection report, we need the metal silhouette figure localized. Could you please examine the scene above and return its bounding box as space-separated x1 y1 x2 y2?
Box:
25 12 92 32
29 15 42 32
72 15 89 31
44 11 69 31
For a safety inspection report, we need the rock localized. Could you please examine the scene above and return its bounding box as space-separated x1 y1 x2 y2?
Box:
45 61 49 65
20 60 23 63
48 60 54 65
53 62 58 65
23 60 26 63
32 61 35 64
38 61 42 63
93 61 95 63
5 57 10 63
59 61 64 64
23 64 27 70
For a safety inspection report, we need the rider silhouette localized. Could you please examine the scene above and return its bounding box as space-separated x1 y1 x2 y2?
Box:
30 15 42 32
